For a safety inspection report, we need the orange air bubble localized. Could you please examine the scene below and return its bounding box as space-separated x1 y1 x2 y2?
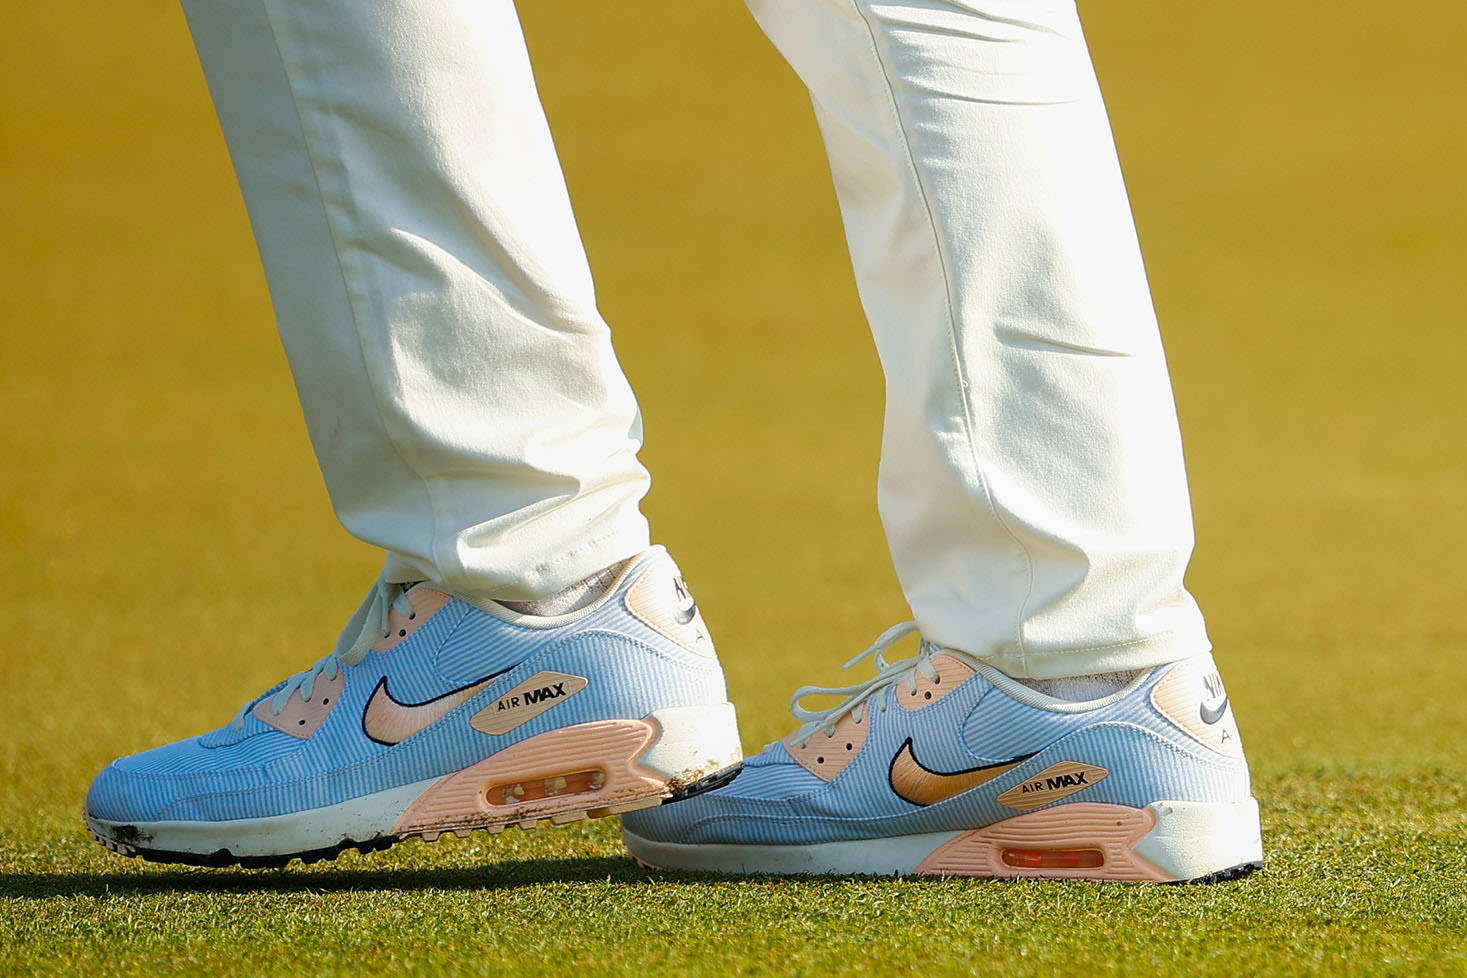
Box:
484 770 604 806
1000 848 1105 870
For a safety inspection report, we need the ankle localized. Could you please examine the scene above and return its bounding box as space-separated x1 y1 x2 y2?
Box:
1010 671 1143 702
497 558 631 617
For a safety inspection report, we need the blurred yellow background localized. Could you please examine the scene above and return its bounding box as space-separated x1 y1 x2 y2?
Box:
2 0 1464 825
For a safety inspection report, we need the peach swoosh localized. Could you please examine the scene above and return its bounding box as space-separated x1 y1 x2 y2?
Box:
362 673 502 746
888 738 1028 807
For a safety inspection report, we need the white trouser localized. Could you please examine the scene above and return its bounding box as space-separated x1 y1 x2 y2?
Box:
181 0 1209 678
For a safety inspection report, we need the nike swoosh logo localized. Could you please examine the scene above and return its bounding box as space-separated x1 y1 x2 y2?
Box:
672 577 698 625
362 672 504 746
1199 697 1229 725
888 738 1031 807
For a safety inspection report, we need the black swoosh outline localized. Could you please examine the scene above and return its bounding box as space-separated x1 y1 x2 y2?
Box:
1199 696 1230 725
887 736 1035 807
362 669 510 747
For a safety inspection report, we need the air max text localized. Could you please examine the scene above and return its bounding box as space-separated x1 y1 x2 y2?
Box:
470 671 589 736
511 682 567 708
995 762 1109 810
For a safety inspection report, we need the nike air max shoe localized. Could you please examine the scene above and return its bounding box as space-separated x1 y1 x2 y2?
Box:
86 547 742 866
623 622 1262 882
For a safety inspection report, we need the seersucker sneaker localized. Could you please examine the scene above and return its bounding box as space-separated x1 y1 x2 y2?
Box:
86 547 742 867
623 622 1262 882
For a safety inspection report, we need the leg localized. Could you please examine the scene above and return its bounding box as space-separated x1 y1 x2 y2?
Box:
751 0 1206 679
624 0 1261 882
184 0 649 601
85 0 742 866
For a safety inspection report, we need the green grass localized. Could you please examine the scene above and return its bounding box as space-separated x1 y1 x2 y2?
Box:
3 775 1465 976
3 1 1466 975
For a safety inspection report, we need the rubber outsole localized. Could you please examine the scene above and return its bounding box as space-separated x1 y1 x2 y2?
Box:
1175 859 1263 885
86 762 744 870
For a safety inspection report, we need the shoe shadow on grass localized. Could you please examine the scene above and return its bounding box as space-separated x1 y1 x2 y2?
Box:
0 856 714 899
1 859 1001 899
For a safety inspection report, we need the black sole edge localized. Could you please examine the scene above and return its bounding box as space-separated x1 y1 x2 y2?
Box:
665 761 744 803
96 831 404 870
1177 859 1264 885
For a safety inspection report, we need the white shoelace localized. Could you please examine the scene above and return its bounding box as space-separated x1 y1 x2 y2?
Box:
787 621 949 749
228 577 417 730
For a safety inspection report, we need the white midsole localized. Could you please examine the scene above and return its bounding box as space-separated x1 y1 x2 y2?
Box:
89 702 742 857
1130 797 1263 880
637 702 743 785
623 797 1263 881
87 777 439 857
626 828 968 876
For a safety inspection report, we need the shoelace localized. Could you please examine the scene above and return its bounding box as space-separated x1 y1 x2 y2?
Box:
228 577 417 730
787 621 944 749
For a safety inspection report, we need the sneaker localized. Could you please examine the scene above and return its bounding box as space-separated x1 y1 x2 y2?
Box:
622 622 1262 882
85 547 742 867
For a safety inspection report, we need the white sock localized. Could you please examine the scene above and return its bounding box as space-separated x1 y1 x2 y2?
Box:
1013 671 1143 702
497 560 627 617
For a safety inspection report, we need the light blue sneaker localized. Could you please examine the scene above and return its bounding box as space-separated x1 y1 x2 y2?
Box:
86 547 742 867
623 622 1262 882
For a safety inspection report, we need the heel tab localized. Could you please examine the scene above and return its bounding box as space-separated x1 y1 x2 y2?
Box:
623 550 717 658
1149 654 1244 758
